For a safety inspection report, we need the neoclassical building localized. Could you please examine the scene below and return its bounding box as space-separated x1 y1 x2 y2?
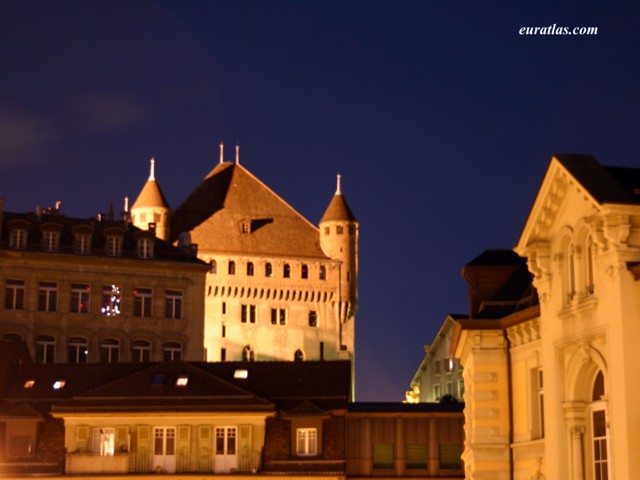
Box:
453 154 640 480
131 145 359 367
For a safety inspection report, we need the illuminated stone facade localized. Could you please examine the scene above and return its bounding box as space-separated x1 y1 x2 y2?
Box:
131 150 358 367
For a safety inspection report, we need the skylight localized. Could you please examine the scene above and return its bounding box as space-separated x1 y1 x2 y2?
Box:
151 374 166 386
23 379 35 389
233 369 248 379
175 375 189 387
53 380 66 389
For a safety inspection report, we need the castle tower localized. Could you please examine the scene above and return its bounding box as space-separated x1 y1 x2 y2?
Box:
131 158 171 241
319 174 359 322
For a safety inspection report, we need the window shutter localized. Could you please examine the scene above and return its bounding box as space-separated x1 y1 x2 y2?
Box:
238 425 253 471
177 425 191 472
116 426 129 453
76 425 90 452
136 425 151 471
198 425 212 472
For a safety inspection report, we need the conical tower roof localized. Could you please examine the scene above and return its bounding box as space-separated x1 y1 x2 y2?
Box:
320 174 357 223
132 158 170 210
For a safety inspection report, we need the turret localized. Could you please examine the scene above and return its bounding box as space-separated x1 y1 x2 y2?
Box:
319 174 358 320
131 158 171 241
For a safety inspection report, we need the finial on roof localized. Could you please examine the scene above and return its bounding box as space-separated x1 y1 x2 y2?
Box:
236 144 240 165
336 174 342 195
124 196 129 212
219 142 224 164
149 158 156 181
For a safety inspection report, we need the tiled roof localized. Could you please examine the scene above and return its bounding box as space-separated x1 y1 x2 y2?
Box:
171 163 329 259
555 154 640 205
320 194 357 223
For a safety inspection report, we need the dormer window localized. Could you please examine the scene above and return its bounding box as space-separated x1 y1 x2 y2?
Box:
137 237 154 259
23 380 35 389
9 229 27 249
53 379 66 390
74 233 92 254
106 235 122 256
42 230 60 252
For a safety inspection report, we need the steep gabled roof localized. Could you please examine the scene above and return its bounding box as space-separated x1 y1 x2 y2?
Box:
171 163 329 259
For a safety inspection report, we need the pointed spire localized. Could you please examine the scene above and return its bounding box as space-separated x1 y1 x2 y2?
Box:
219 142 224 164
336 174 342 195
149 158 156 181
124 196 129 212
236 144 240 165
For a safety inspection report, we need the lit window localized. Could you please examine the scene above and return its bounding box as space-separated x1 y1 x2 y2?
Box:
106 235 122 256
446 358 455 373
74 233 92 254
38 282 57 312
228 261 236 275
175 375 189 387
53 379 66 389
23 380 35 389
9 229 27 249
247 262 254 276
165 290 183 319
68 336 89 363
283 263 290 278
163 342 182 361
301 264 308 279
134 288 153 317
35 335 55 363
70 283 90 314
296 428 317 456
132 340 152 362
137 237 154 258
233 369 248 379
92 427 115 456
42 230 60 252
101 285 122 316
5 279 25 310
100 338 120 363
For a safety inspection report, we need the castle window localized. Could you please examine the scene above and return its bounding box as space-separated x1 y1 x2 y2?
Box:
319 265 326 280
242 345 255 362
247 262 254 276
241 304 256 323
228 261 236 275
222 322 226 337
308 311 318 327
68 337 89 363
134 288 153 317
132 340 151 362
163 342 182 361
100 338 120 363
265 262 273 277
5 279 25 310
221 348 227 361
42 230 60 252
294 349 304 362
9 228 27 249
283 263 291 278
137 237 154 259
296 428 317 456
164 290 183 319
35 335 55 364
106 235 122 257
271 308 286 325
324 226 330 235
336 226 344 235
301 264 308 279
349 225 355 235
38 281 57 312
74 233 92 254
242 222 250 234
210 259 217 274
70 283 90 314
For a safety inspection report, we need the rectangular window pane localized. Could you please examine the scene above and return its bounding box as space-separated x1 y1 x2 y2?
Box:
71 284 90 314
406 443 427 469
439 443 462 469
373 443 394 469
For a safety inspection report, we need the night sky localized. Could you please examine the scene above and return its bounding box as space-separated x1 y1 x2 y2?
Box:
1 1 639 400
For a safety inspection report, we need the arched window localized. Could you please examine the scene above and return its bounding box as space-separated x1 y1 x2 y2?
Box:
210 259 217 274
586 235 595 295
243 345 255 362
132 340 152 362
567 243 576 304
283 263 291 278
247 262 254 276
265 262 273 277
319 265 326 281
294 349 304 362
3 332 22 342
68 336 88 364
163 342 182 361
228 261 236 275
100 338 120 363
590 371 609 480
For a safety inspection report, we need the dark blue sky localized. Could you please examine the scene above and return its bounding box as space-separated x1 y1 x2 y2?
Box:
1 1 639 400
